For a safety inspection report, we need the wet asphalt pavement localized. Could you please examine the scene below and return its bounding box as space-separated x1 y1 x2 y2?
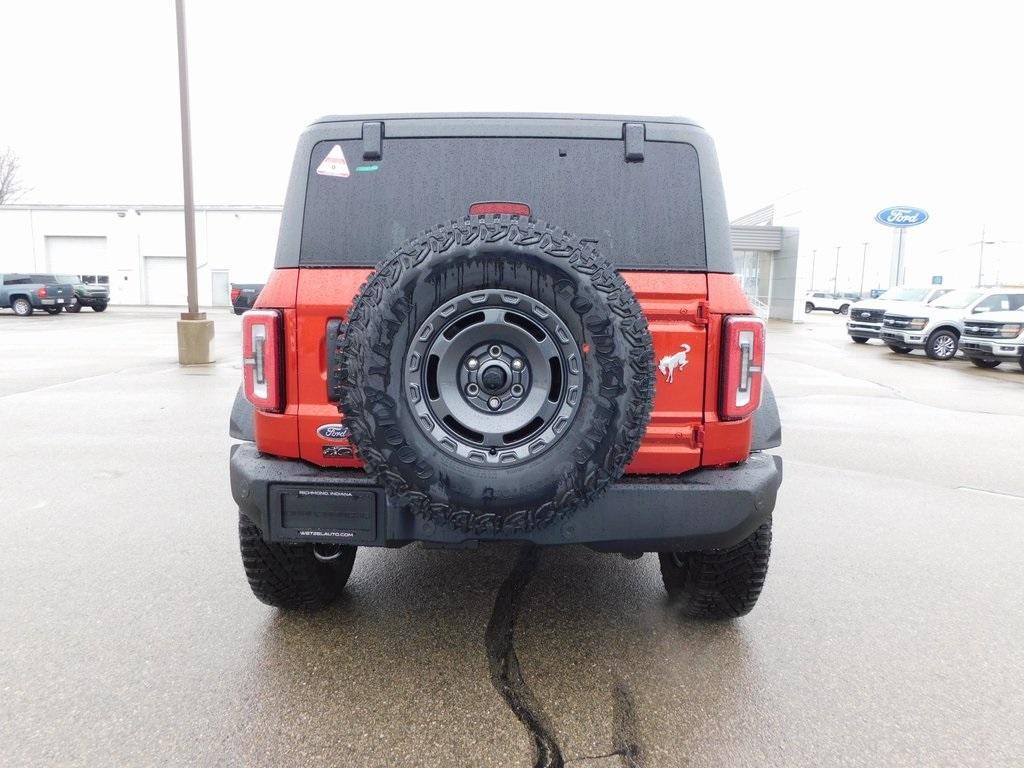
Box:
2 308 1023 767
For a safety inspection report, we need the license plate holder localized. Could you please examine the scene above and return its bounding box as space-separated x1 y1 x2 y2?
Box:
269 484 378 544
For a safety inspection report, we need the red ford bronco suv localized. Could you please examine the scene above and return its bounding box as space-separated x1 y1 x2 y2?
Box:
229 114 782 619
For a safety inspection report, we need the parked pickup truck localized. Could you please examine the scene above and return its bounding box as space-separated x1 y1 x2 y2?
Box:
846 286 953 343
960 306 1024 370
231 283 264 315
880 287 1024 359
52 274 110 312
1 273 75 316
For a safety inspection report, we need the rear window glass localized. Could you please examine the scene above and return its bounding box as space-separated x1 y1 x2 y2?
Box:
299 137 706 271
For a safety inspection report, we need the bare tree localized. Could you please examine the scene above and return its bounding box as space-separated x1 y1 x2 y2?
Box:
0 148 29 204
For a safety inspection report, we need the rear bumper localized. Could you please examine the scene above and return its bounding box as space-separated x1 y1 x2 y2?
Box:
229 443 782 552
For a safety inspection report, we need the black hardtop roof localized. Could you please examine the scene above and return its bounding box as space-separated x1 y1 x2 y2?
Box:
311 112 703 129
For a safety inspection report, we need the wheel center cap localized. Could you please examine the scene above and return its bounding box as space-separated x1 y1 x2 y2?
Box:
480 364 508 393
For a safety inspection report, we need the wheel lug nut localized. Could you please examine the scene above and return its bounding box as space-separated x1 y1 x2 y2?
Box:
488 397 501 410
467 357 479 370
511 358 524 371
510 384 524 397
466 383 479 396
489 345 502 358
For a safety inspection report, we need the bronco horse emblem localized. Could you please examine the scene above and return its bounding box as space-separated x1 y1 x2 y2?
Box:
658 344 691 384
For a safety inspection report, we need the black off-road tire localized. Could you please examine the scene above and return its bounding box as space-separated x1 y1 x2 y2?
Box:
887 344 912 354
969 358 1001 369
238 513 356 610
852 336 869 344
92 303 108 313
659 520 772 620
839 304 850 315
925 328 958 360
338 215 654 534
12 297 33 316
65 302 82 313
42 306 62 315
804 302 814 313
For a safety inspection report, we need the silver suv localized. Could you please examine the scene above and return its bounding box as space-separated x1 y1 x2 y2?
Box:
960 304 1024 370
879 288 1024 360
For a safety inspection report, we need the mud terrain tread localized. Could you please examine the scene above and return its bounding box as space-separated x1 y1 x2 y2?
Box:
238 513 355 610
659 520 772 619
338 215 654 534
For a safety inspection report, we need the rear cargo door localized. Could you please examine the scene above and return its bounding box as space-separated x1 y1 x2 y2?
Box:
623 272 708 475
295 132 709 470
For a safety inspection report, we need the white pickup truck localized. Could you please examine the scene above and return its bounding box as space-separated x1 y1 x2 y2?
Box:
960 306 1024 370
846 286 953 343
880 288 1024 360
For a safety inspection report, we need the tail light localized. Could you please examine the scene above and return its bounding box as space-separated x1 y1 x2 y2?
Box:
720 316 765 421
242 310 283 411
230 287 241 302
37 286 47 298
469 201 531 217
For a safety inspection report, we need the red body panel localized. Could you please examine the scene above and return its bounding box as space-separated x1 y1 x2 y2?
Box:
251 268 757 474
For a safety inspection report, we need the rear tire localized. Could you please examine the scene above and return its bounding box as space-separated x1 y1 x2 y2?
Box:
238 513 356 610
852 336 869 344
12 298 33 316
65 302 82 313
92 303 108 312
659 520 772 620
804 302 814 313
925 329 958 360
887 344 912 354
969 358 1001 369
839 304 850 315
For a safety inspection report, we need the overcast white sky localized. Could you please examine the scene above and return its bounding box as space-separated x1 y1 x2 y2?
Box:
4 1 1023 287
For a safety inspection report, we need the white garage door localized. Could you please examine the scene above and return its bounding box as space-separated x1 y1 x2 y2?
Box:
144 257 188 306
46 236 109 275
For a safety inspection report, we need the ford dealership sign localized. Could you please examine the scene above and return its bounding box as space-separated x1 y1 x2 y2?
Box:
875 206 929 227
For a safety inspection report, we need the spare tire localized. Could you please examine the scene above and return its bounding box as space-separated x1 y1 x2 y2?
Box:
339 215 654 534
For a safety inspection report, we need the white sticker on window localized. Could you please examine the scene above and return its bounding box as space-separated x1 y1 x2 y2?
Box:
316 145 350 178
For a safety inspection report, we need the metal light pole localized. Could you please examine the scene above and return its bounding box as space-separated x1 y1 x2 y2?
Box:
174 0 214 364
860 242 869 297
977 225 986 287
810 249 817 291
833 246 841 293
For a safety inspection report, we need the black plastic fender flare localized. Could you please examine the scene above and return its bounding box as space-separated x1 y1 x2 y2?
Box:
229 385 255 442
751 378 782 451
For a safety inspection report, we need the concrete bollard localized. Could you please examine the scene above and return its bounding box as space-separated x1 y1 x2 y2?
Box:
177 314 215 365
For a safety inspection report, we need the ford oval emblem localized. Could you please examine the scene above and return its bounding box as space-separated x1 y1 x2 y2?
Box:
875 206 929 228
316 423 350 441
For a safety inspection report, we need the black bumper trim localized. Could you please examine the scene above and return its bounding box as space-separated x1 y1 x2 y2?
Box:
229 444 782 552
846 328 881 339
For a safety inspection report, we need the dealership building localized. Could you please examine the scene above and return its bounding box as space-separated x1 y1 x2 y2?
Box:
0 203 802 319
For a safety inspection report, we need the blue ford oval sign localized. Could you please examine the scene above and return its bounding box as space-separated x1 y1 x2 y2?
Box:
316 424 350 441
875 206 929 227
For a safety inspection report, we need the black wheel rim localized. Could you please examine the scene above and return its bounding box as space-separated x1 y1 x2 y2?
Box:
405 289 583 465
